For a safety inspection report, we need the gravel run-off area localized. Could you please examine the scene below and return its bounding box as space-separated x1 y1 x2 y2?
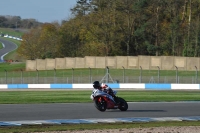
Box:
35 126 200 133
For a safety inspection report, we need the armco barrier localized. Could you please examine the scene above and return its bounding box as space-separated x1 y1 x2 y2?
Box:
0 83 199 89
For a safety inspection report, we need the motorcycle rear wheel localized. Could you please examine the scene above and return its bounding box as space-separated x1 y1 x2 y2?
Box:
94 98 107 112
117 97 128 111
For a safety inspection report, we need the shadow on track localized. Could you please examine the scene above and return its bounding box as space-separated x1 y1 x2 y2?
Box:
106 110 166 112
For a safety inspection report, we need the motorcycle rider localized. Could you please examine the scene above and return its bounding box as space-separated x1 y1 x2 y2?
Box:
101 83 118 103
91 81 118 103
93 81 101 90
101 83 113 95
91 81 102 100
92 81 113 95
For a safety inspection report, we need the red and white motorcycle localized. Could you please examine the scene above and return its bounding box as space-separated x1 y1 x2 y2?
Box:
90 89 128 112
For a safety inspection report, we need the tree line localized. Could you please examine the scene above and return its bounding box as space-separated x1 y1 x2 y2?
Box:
17 0 200 60
0 15 43 29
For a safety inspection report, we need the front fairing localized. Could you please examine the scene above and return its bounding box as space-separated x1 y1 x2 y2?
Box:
94 90 109 97
92 89 109 97
91 89 115 103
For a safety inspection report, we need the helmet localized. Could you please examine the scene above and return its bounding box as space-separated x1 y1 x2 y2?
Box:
101 83 108 89
93 81 100 88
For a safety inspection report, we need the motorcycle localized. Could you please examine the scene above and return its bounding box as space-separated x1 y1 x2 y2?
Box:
90 89 128 112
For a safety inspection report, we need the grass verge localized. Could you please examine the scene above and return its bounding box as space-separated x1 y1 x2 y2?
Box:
0 121 200 133
0 62 25 71
0 42 3 49
0 90 200 104
0 28 24 38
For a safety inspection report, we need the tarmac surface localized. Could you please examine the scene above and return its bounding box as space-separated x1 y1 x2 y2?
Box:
0 102 200 121
0 38 17 61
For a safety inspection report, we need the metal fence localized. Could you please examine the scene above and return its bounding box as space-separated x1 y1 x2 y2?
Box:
0 67 199 84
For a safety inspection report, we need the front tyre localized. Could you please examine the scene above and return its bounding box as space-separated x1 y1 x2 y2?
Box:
94 98 106 112
118 97 128 111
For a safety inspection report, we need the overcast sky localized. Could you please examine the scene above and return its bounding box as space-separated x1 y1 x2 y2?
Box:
0 0 77 23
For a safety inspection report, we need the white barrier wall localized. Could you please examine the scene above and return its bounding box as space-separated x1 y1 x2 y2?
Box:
26 60 36 71
5 83 200 90
36 59 46 70
75 57 85 68
128 56 138 69
26 56 200 71
171 84 199 89
85 56 96 68
65 57 75 68
55 58 65 69
46 59 55 70
106 56 116 68
116 56 128 69
96 56 106 68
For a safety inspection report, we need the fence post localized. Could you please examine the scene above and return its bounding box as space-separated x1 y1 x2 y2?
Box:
140 66 142 83
21 69 23 84
106 66 109 83
4 69 7 84
175 66 178 83
157 66 160 83
89 67 91 83
72 68 74 83
36 69 39 84
195 66 198 83
122 66 125 83
62 70 65 83
54 68 56 83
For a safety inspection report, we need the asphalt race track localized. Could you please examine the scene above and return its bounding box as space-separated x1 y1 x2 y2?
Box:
0 38 17 60
0 102 200 121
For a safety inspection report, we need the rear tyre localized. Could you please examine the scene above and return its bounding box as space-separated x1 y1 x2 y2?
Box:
94 98 107 112
118 97 128 111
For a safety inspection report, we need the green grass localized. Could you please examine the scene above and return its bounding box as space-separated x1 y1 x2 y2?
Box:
0 42 3 49
0 90 200 104
0 121 199 133
0 90 92 104
0 62 25 71
0 28 24 38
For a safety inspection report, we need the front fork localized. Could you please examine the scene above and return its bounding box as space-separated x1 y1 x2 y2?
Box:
98 97 105 104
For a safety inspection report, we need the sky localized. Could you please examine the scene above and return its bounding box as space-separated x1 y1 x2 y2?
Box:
0 0 77 23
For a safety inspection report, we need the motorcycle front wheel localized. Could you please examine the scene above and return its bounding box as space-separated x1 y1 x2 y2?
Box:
94 98 107 112
117 97 128 111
